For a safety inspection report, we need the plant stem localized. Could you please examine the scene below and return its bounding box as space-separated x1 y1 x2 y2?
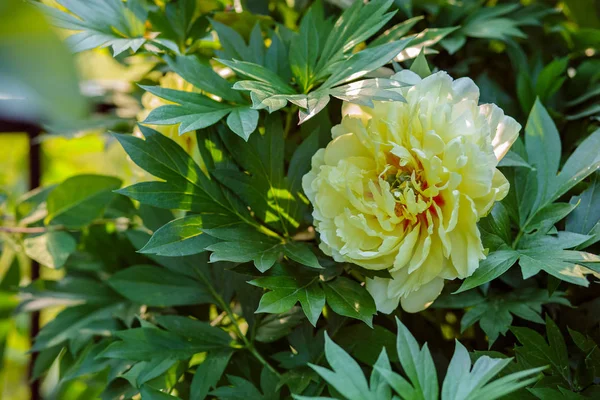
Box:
194 266 281 378
0 226 49 234
0 218 131 235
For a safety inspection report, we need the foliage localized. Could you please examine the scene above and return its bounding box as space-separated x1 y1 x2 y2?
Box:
1 0 600 399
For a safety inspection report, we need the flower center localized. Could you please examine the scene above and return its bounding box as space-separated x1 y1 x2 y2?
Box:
380 151 441 221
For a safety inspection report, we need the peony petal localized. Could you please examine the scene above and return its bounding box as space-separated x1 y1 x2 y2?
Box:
480 103 521 161
400 277 444 313
366 277 401 314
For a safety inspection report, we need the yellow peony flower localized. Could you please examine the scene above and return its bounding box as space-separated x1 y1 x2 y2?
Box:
133 72 206 181
302 71 520 313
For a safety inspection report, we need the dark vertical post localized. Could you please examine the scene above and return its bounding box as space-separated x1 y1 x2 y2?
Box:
27 127 41 400
0 120 43 400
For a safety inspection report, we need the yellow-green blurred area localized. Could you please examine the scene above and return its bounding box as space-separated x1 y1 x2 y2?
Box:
0 49 148 400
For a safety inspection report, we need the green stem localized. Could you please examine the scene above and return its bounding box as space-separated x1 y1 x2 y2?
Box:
194 266 281 378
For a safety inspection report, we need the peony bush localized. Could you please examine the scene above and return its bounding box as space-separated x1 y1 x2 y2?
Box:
1 0 600 399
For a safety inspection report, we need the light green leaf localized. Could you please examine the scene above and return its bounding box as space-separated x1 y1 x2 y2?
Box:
46 174 122 228
36 0 148 55
23 231 76 269
226 107 259 141
409 48 431 79
307 332 372 400
328 78 406 107
395 317 437 399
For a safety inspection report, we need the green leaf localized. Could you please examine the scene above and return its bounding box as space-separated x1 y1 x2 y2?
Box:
36 0 148 55
370 15 424 47
525 99 562 215
155 315 232 347
100 327 228 361
456 249 520 293
315 0 396 73
206 237 282 272
139 215 224 257
116 126 254 227
409 48 431 79
322 39 412 88
190 349 234 400
551 128 600 203
2 0 87 123
460 288 569 345
566 172 600 248
517 249 600 286
45 174 122 228
327 78 406 107
395 317 437 399
443 340 545 400
498 151 533 169
140 385 182 399
525 203 578 234
254 307 306 343
323 277 376 327
536 58 568 102
218 58 295 94
226 107 260 141
141 86 232 135
335 324 399 365
297 282 326 327
289 7 321 92
23 231 77 269
308 332 372 400
283 242 322 269
511 321 572 386
210 375 266 400
32 303 126 351
252 276 323 326
462 4 526 41
211 20 265 65
216 113 302 234
164 54 244 103
107 265 212 307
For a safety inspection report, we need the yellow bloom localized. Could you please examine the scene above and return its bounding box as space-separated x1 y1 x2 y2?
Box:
302 71 520 313
133 72 206 180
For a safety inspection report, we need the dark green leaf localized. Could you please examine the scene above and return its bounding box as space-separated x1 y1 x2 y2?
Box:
107 265 212 306
323 277 376 327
